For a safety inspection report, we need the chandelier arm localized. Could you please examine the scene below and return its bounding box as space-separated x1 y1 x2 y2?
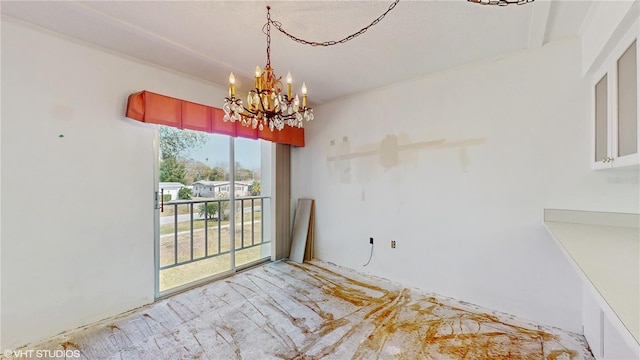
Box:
242 107 259 117
268 0 400 47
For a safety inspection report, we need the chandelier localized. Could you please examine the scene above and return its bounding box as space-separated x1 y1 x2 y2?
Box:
223 1 400 132
467 0 534 5
223 6 313 132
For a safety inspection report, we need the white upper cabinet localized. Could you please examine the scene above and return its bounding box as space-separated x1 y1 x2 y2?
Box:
592 20 640 170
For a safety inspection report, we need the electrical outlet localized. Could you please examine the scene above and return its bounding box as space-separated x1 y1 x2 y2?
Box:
369 237 374 244
391 240 396 248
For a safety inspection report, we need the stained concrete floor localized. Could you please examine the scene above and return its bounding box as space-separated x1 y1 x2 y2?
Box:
8 261 593 359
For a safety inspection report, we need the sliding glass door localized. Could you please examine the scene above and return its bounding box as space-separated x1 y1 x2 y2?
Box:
155 127 271 296
233 138 272 268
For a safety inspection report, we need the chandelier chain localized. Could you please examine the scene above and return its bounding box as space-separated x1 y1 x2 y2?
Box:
266 7 272 67
267 0 400 47
468 0 533 5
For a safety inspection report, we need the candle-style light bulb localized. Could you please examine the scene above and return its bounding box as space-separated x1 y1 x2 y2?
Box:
228 72 236 97
286 72 293 98
301 82 308 107
255 66 262 91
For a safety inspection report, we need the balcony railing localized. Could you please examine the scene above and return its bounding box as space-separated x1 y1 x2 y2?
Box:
159 196 271 273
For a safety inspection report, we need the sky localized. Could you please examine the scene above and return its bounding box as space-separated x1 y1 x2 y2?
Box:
187 134 262 170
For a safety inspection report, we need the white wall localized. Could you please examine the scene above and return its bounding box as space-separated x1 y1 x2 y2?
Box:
0 18 228 349
291 37 639 333
581 1 637 74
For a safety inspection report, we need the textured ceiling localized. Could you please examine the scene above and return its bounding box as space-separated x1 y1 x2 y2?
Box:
1 0 594 105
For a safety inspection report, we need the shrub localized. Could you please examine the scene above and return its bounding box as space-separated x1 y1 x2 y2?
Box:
178 187 192 200
249 181 261 196
198 203 218 220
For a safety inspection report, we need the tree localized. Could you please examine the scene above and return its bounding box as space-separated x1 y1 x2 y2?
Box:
208 165 228 181
236 169 254 181
184 160 212 185
178 187 192 200
159 126 207 184
159 157 186 183
234 163 255 181
159 126 207 160
249 181 261 196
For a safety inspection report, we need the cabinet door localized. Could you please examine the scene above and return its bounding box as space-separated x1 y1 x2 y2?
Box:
603 314 639 360
593 73 612 169
583 285 604 359
613 39 639 167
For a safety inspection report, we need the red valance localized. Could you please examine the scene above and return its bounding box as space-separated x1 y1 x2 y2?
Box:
125 90 305 147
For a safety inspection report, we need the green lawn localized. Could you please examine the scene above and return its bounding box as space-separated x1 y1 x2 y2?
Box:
158 245 269 292
160 212 262 235
158 223 269 291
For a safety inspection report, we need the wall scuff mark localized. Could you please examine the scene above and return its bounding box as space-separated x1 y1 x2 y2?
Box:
326 133 486 183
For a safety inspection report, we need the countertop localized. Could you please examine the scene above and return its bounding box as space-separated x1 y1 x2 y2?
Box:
544 209 639 345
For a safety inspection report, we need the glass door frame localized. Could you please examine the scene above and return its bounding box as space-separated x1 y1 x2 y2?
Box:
154 134 272 299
